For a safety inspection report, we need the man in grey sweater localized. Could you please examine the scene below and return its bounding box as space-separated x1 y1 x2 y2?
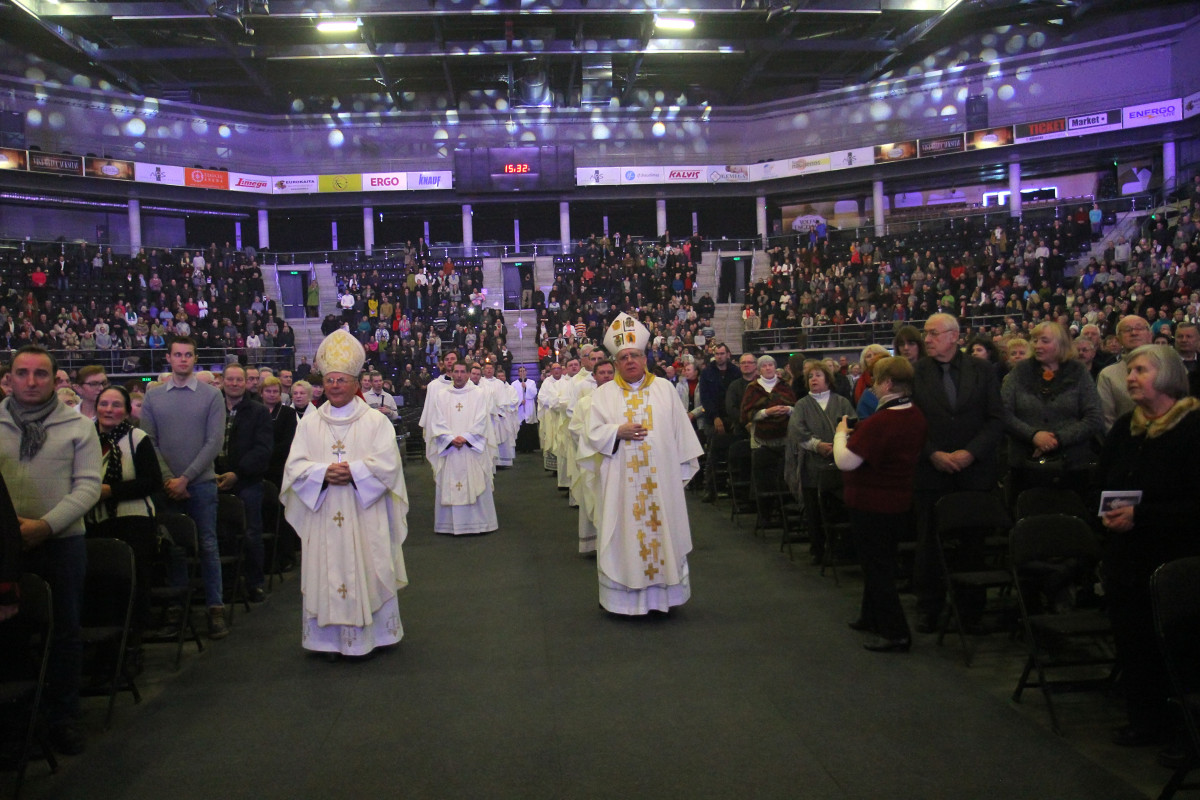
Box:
0 345 101 755
141 336 230 639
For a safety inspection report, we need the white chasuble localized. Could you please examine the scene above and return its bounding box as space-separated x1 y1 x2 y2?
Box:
428 382 498 534
282 397 409 653
585 374 704 614
568 391 602 554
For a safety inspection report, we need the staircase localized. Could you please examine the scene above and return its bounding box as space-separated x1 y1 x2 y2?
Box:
710 305 745 353
1071 210 1148 276
263 261 337 360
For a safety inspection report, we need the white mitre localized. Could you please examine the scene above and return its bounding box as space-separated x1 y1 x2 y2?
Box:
603 312 650 355
315 328 366 377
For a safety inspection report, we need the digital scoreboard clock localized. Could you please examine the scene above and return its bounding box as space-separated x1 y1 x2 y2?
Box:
453 146 575 192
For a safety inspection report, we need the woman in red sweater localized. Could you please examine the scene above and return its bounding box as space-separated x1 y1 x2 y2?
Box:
834 356 928 653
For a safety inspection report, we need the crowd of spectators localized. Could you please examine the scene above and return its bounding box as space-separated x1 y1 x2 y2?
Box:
0 241 293 373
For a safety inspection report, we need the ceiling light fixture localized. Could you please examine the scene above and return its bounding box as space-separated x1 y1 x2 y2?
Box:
316 18 361 33
654 16 695 31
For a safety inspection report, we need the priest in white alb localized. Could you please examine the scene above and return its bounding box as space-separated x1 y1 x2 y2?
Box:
428 361 499 535
419 350 458 463
585 313 704 615
282 329 409 657
561 346 600 506
480 357 519 468
569 355 614 554
537 361 566 473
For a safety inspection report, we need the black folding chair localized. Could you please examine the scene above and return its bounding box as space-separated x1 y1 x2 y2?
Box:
79 537 140 729
144 513 204 668
260 480 285 591
0 574 57 795
815 467 853 585
726 438 755 525
216 493 250 623
1009 515 1115 734
933 491 1014 666
1013 487 1091 522
1152 557 1200 800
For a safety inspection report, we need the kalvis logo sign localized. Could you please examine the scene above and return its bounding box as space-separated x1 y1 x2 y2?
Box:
667 170 702 180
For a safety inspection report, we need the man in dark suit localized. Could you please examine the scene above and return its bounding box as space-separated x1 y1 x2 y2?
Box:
911 313 1004 634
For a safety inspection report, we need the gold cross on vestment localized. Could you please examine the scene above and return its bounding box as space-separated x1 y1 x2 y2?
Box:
637 531 651 561
455 481 463 491
648 503 663 533
337 583 347 598
331 440 347 460
644 563 660 580
333 511 344 527
455 402 464 412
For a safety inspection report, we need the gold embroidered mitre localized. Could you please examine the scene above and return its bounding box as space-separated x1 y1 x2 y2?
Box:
316 329 366 377
603 312 650 356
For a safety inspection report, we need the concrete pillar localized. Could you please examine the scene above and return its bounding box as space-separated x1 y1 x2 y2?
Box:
258 208 270 250
656 198 667 239
756 195 768 246
872 180 885 237
1164 141 1177 193
462 204 474 254
559 201 570 250
363 207 374 256
1008 162 1022 219
127 197 142 256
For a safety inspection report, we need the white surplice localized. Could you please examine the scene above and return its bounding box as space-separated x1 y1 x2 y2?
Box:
537 375 566 471
568 390 602 554
282 397 409 655
585 373 704 615
428 381 498 534
480 375 519 467
561 369 597 505
419 373 455 462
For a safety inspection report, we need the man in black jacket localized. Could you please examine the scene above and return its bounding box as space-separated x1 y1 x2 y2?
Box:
698 343 739 502
911 313 1004 633
216 364 275 603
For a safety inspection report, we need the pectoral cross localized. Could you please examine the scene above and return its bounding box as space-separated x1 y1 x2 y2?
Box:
331 440 346 460
333 511 344 528
337 583 347 598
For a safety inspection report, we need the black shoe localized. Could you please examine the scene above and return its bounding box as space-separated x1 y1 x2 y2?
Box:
863 636 911 653
248 587 268 604
49 723 87 756
915 615 939 635
1112 725 1160 747
847 618 873 632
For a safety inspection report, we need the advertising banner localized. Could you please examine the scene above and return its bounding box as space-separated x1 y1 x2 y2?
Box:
874 141 918 162
708 165 749 183
135 162 185 186
408 171 451 190
966 126 1014 150
0 148 27 170
1122 98 1182 129
84 157 134 181
575 166 622 186
318 173 363 193
184 167 229 190
664 167 707 183
918 134 965 158
828 146 875 171
788 154 832 175
1184 90 1200 120
363 172 408 191
620 166 664 185
29 151 83 176
1067 109 1122 136
272 175 319 194
1014 118 1068 144
228 172 272 193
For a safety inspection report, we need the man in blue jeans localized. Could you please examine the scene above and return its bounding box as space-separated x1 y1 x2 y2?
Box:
215 363 274 603
140 336 229 638
0 345 102 755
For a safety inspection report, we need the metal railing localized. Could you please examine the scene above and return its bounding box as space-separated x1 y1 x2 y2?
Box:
19 346 296 378
742 314 1012 354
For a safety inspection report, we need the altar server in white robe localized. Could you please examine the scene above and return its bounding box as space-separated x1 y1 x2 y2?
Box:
537 361 566 472
569 356 614 554
480 357 519 468
586 313 704 615
553 356 582 489
282 329 409 657
419 351 458 463
429 361 498 535
561 348 599 505
512 365 540 453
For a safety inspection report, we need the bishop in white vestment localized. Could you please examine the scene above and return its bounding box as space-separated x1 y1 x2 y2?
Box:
586 314 703 615
282 330 409 656
429 362 499 535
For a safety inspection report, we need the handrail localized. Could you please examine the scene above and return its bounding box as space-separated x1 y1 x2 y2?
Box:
742 314 1013 354
7 346 297 378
